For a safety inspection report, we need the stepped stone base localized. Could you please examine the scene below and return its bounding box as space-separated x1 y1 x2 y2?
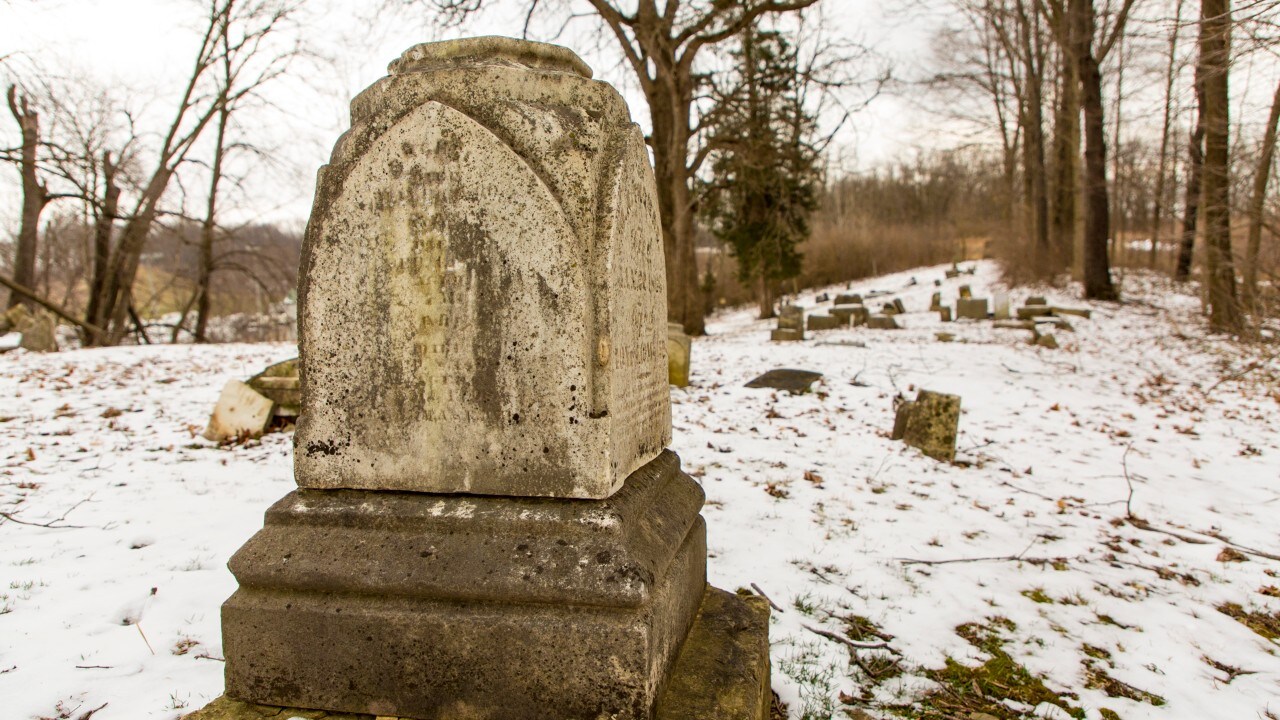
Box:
217 451 711 720
186 587 770 720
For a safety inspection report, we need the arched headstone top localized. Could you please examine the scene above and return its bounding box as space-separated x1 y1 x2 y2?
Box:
390 35 594 79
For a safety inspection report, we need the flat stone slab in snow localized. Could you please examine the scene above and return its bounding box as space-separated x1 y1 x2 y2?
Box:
744 369 823 394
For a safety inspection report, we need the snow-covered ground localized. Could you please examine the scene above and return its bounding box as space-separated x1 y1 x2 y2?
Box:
2 262 1277 720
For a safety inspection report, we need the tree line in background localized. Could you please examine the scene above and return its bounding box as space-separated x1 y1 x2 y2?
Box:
5 0 1280 344
926 0 1280 334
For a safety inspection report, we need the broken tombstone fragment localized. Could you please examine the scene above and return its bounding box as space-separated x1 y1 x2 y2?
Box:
745 368 823 395
246 358 300 416
892 389 961 462
18 311 58 352
203 380 275 442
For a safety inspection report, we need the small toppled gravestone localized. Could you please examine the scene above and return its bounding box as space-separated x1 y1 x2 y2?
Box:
1052 306 1092 318
196 37 767 720
18 311 58 352
203 380 274 442
957 297 989 320
745 368 823 394
893 298 907 314
892 390 961 462
246 358 300 416
668 322 691 387
867 313 900 329
831 304 867 326
807 314 843 331
1018 304 1053 319
992 293 1011 320
1033 328 1059 349
834 293 861 305
772 304 804 341
2 304 58 352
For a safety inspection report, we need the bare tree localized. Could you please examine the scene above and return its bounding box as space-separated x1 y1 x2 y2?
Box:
87 0 294 345
1149 0 1187 269
1198 0 1240 332
1175 70 1205 281
1050 0 1138 300
3 85 77 309
4 85 46 309
173 0 299 342
1243 77 1280 310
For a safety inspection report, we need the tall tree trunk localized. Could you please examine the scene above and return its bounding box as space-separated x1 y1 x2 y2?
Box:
1070 0 1119 300
85 152 120 336
1050 45 1080 272
1108 32 1124 269
1177 83 1206 281
1243 78 1280 310
1199 0 1240 331
94 169 176 344
6 86 48 311
195 99 231 343
1017 1 1051 272
757 272 774 320
646 70 704 336
1150 0 1185 269
1076 51 1118 299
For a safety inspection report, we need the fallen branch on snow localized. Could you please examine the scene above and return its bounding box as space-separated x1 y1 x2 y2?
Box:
801 623 895 653
0 497 91 529
749 583 784 613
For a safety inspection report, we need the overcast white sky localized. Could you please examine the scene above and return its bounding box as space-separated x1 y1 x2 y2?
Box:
0 0 1275 229
0 0 941 226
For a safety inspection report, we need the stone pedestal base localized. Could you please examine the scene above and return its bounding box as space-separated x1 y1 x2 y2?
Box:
187 587 771 720
220 451 707 720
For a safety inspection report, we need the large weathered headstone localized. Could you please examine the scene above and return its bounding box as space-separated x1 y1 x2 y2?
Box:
208 37 751 720
294 37 670 500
